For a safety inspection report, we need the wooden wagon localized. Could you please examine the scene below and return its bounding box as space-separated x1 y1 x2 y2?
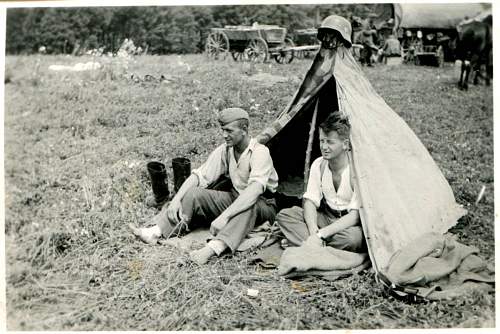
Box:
291 28 320 59
205 24 295 64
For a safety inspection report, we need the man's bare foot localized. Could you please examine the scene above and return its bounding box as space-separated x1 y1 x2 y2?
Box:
189 245 216 265
129 224 161 245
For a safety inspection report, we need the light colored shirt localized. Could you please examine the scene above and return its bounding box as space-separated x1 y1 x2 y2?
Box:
303 157 361 211
192 138 279 194
383 37 402 56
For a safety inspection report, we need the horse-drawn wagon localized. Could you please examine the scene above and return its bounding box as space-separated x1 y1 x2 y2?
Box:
205 24 295 64
373 3 488 66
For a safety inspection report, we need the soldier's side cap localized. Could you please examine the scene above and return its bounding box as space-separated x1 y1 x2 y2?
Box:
218 107 249 125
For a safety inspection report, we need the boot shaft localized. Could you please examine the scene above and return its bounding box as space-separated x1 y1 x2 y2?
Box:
147 161 169 200
172 157 191 193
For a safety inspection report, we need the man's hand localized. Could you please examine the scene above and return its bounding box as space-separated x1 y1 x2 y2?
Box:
303 233 324 248
166 198 183 224
210 215 229 235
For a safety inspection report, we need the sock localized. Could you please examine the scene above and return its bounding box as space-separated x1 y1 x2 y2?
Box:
207 239 227 256
147 225 161 237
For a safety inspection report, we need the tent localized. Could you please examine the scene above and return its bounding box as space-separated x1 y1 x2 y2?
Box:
373 3 489 31
255 46 467 278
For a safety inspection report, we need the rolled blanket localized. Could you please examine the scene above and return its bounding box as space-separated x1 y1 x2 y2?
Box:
278 242 369 277
383 232 494 300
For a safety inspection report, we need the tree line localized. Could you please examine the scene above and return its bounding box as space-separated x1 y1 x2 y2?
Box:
6 4 376 55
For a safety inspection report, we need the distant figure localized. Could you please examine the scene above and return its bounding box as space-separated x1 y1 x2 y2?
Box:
359 29 378 66
402 30 413 50
381 34 402 63
38 46 47 54
414 30 424 53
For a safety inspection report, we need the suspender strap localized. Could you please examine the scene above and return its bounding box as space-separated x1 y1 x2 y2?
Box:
319 158 355 193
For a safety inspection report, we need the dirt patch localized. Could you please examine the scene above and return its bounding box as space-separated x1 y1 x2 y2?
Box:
247 72 291 87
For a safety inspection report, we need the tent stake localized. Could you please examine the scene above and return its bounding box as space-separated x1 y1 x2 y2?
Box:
304 99 319 193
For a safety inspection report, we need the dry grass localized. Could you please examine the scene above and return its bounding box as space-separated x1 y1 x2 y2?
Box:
4 54 494 330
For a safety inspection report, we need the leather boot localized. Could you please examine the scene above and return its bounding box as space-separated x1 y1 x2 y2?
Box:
146 161 169 208
172 157 191 193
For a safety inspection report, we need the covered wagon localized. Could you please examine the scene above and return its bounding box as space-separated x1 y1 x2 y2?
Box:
373 3 489 66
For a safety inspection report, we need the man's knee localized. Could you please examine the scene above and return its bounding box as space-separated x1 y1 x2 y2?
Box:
276 206 302 227
182 187 209 205
330 226 366 252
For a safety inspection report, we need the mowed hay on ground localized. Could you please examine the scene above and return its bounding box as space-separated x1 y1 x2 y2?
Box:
4 54 494 330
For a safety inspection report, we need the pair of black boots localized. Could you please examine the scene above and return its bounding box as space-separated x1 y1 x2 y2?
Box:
146 158 191 208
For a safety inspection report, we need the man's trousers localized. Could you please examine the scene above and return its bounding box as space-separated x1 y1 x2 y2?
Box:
154 187 277 253
276 206 366 253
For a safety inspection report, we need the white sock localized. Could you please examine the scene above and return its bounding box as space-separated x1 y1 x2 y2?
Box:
207 239 227 256
146 225 161 238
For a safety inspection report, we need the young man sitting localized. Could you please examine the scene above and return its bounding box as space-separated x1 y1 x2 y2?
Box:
276 112 365 252
130 107 279 264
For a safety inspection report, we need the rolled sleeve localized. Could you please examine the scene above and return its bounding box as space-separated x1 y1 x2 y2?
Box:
302 158 323 208
248 146 274 192
347 189 361 211
192 144 227 188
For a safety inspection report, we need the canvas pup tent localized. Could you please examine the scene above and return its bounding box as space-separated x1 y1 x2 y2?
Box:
255 43 469 292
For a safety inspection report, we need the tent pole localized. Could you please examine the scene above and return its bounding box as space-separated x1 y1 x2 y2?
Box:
346 148 380 277
303 99 319 193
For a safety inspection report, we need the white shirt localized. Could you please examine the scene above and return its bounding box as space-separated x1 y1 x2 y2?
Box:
192 138 279 194
303 157 361 211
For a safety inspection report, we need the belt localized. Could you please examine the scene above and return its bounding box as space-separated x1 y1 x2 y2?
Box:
324 205 349 218
320 199 349 218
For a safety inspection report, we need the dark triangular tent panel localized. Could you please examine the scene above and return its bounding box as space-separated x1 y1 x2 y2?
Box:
257 52 339 201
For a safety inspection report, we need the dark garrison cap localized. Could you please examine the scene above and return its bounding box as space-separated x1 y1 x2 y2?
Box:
218 107 249 125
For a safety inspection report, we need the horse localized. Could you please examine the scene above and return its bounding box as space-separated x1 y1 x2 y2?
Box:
456 16 492 90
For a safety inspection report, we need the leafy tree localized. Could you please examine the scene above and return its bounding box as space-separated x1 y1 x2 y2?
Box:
5 4 377 55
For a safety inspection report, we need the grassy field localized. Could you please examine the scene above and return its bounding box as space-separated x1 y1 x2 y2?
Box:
4 53 494 330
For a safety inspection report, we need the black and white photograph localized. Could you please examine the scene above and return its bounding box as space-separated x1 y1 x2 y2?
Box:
2 1 495 331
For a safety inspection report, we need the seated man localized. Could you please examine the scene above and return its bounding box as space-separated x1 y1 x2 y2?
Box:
381 34 402 63
276 112 365 252
130 107 279 264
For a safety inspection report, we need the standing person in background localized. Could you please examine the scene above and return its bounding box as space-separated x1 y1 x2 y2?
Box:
359 28 379 66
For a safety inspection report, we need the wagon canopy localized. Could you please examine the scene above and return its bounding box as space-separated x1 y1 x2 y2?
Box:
374 3 489 30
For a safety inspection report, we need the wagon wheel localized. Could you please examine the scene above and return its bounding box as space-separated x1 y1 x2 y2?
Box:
245 37 268 63
295 50 305 59
274 38 295 64
436 45 444 67
206 31 229 60
231 51 246 62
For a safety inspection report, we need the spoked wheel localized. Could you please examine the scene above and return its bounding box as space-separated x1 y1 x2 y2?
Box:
294 50 305 59
274 38 295 64
231 51 247 62
436 45 444 67
245 37 268 63
206 31 229 60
